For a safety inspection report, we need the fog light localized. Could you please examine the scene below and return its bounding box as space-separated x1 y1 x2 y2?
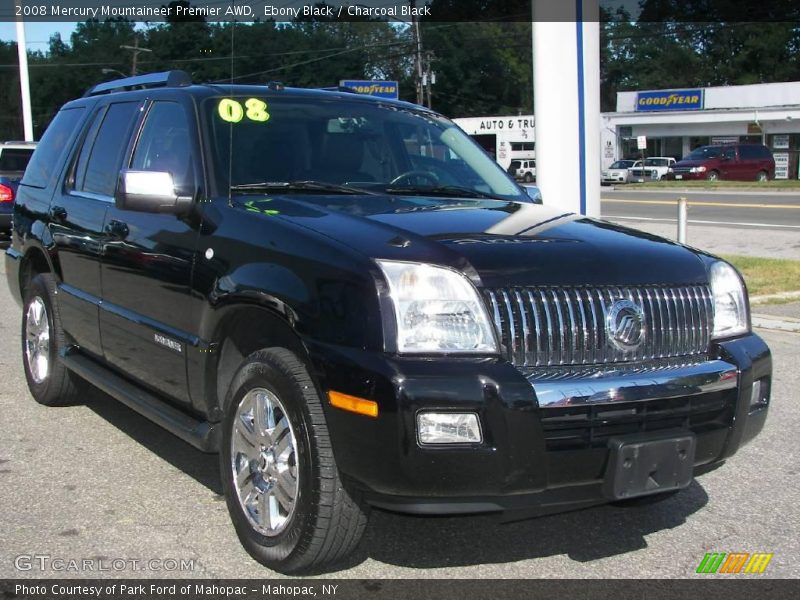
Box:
417 412 482 445
750 378 769 410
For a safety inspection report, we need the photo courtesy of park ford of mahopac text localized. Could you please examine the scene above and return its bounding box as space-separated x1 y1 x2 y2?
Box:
2 0 800 598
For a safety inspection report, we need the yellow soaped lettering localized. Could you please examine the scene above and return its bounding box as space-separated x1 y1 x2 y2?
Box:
218 98 244 123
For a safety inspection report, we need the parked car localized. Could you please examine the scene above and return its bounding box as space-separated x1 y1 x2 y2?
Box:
602 159 636 184
6 71 771 574
0 141 37 233
628 157 676 182
515 159 536 182
668 144 775 181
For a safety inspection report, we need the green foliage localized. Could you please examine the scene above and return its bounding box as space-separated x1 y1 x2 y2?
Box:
1 0 800 138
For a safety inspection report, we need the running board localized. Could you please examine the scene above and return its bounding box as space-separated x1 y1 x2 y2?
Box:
60 351 220 453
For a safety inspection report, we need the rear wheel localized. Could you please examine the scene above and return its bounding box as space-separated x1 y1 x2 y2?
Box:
523 172 534 183
756 170 768 182
220 348 368 573
706 170 719 182
21 273 86 406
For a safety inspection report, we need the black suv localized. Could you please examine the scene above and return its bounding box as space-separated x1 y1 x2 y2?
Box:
6 72 771 573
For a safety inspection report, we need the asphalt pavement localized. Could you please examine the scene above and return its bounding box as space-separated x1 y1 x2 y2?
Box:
599 188 800 260
0 257 798 579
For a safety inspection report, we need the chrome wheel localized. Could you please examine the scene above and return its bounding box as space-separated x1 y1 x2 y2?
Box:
230 387 299 536
25 296 50 384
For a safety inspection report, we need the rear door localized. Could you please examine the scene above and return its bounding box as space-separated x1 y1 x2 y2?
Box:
99 98 203 406
737 145 761 180
50 101 141 358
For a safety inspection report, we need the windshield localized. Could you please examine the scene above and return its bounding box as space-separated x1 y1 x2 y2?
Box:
609 160 633 169
204 95 525 201
0 148 34 171
644 158 670 167
685 146 722 160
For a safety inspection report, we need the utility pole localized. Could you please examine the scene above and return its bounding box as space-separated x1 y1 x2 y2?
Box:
15 0 33 141
410 0 424 105
120 35 152 76
423 51 435 108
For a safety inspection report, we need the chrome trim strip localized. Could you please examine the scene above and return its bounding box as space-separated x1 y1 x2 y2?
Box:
530 359 737 407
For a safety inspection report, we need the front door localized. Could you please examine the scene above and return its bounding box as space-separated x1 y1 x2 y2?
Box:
99 98 203 406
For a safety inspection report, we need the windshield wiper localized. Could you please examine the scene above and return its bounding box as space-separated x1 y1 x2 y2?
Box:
230 180 380 195
383 184 505 200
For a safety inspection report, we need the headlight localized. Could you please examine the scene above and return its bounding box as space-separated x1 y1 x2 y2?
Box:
690 166 707 173
668 167 674 173
376 260 498 353
710 261 749 339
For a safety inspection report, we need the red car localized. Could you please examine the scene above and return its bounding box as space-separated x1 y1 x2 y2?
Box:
669 143 775 181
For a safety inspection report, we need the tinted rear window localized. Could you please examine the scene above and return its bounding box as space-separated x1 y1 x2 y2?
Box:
76 102 139 197
740 145 772 160
0 148 34 171
21 107 85 189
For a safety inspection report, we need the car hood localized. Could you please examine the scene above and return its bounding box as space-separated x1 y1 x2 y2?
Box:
234 195 711 288
674 159 711 168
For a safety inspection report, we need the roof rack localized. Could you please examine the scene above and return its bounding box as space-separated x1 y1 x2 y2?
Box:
83 70 192 98
317 86 359 94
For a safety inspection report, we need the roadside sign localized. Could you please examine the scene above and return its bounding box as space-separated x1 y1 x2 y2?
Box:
637 136 647 150
339 80 399 100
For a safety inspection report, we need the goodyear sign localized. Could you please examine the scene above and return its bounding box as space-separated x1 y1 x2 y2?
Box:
340 80 399 100
636 89 704 111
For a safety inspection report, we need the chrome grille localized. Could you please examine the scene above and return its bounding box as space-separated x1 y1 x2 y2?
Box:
484 286 713 368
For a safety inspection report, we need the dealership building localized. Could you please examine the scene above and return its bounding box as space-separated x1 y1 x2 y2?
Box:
453 80 800 180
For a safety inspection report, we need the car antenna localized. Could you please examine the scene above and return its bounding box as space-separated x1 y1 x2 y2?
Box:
227 5 236 208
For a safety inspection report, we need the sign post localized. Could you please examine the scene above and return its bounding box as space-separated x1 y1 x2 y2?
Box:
637 135 647 170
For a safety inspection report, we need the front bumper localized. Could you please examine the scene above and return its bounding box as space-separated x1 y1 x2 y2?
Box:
311 333 771 515
668 171 706 180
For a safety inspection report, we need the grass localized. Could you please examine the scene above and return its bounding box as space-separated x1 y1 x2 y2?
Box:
626 180 800 190
720 255 800 297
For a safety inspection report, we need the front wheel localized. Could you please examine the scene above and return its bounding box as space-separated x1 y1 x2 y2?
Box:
706 170 719 182
524 172 534 183
220 348 368 574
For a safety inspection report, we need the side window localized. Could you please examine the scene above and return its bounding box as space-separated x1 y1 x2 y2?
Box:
739 146 755 160
75 102 139 197
131 101 194 191
723 147 736 160
21 107 85 189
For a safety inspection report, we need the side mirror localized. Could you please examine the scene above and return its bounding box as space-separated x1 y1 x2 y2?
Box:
115 170 193 214
524 185 543 204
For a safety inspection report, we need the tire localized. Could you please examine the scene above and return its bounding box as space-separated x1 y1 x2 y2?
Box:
756 170 768 182
524 172 534 183
706 170 719 182
21 273 86 406
220 348 368 574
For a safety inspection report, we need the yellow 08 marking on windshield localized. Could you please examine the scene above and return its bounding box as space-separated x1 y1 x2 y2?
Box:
245 98 269 122
217 98 270 123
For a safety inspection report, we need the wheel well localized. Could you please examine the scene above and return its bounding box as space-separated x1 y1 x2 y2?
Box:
20 248 51 291
213 306 310 411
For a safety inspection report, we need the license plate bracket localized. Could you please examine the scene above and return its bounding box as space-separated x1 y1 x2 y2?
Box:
602 430 696 500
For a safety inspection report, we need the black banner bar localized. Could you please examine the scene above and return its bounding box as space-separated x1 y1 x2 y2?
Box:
2 1 800 23
1 579 799 600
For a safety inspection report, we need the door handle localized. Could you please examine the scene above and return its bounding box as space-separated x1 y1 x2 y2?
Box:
105 219 129 240
50 205 67 222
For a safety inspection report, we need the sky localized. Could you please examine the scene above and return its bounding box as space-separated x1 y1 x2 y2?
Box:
0 22 80 52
